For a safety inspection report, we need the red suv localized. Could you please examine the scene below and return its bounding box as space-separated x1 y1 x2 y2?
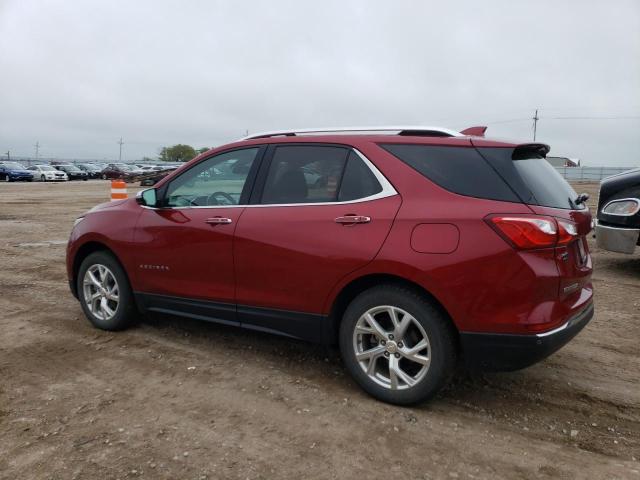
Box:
66 126 594 405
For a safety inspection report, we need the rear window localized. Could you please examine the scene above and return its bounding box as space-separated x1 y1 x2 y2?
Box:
512 157 578 210
477 148 579 210
380 144 519 202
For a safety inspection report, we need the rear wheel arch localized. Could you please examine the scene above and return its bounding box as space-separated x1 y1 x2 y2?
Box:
327 273 459 346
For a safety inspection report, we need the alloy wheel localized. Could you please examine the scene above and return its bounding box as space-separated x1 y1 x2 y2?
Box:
82 264 120 321
353 305 431 390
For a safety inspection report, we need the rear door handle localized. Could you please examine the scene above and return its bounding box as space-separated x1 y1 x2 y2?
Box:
205 217 233 225
334 215 371 225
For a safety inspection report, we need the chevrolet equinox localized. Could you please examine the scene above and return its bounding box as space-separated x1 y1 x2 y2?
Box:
67 126 594 405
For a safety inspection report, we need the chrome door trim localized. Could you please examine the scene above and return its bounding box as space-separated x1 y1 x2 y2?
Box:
146 148 398 211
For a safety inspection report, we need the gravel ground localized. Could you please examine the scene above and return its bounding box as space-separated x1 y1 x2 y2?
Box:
0 180 638 480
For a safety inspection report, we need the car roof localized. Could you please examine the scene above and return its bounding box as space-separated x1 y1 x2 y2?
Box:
204 126 543 151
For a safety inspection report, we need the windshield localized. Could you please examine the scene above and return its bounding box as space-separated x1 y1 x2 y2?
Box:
1 162 26 170
62 165 81 172
38 165 57 171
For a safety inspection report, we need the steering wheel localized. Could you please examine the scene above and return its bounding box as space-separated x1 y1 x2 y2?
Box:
207 191 235 206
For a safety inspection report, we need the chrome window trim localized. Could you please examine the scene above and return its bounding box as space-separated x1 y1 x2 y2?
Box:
155 148 398 210
601 198 640 217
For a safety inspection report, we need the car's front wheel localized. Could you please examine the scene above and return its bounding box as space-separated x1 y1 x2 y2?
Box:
339 285 457 405
77 251 137 331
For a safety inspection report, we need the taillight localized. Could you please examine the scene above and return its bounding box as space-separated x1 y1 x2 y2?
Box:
556 219 578 246
486 215 578 250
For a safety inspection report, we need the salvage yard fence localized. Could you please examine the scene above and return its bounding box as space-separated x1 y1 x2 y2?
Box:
554 166 636 181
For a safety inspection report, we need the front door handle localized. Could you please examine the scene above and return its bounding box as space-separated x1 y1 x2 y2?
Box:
334 215 371 225
205 217 233 225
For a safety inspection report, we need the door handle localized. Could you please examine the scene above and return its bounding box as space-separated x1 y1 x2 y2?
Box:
334 215 371 225
205 217 233 225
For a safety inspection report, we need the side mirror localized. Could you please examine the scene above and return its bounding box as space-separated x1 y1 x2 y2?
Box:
136 188 158 207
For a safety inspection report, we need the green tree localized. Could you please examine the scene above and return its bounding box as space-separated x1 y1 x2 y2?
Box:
197 147 210 155
158 144 198 162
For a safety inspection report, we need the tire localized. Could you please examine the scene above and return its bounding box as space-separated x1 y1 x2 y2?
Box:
41 175 46 182
102 174 107 180
4 176 10 182
339 285 457 405
77 251 137 331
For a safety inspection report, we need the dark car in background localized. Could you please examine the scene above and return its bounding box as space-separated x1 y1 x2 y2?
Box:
0 161 34 182
101 164 140 181
77 163 103 179
596 168 640 254
54 164 89 181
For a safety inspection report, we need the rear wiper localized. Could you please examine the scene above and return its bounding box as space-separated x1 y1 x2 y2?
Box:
574 193 590 205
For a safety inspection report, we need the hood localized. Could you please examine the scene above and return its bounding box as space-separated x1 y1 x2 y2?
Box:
87 198 129 213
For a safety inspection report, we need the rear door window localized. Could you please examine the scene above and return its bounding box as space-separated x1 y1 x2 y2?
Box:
338 151 383 201
261 145 349 204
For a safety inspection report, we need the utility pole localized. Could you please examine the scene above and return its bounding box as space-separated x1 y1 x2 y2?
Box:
117 137 124 162
532 108 539 141
34 141 40 161
5 150 10 161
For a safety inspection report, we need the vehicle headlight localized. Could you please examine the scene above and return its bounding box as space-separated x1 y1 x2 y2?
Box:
602 198 640 216
73 217 84 228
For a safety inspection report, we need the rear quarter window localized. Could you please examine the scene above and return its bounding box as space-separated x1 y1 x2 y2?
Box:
379 144 519 202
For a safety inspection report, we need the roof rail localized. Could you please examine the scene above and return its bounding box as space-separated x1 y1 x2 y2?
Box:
241 126 463 140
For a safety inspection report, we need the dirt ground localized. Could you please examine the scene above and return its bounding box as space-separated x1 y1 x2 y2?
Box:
0 180 638 480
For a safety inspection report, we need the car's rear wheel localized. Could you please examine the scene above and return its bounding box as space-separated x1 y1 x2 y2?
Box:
41 175 46 182
77 251 137 331
4 176 10 182
102 173 107 180
339 285 457 405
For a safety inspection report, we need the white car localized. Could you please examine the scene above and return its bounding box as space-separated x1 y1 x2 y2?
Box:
28 164 68 181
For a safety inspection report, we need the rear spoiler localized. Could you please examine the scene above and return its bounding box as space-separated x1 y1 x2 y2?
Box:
513 143 551 158
460 126 488 137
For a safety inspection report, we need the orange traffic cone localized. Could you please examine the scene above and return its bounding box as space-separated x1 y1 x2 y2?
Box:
110 180 127 200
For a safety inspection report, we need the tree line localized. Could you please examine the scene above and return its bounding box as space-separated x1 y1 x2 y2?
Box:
149 144 210 163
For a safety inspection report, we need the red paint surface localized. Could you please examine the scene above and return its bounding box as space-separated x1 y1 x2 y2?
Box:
410 223 460 254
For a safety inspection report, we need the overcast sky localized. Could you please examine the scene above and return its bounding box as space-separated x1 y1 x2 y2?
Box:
1 0 638 165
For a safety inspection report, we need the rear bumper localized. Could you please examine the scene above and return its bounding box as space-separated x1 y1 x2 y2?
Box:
596 223 639 254
460 302 594 371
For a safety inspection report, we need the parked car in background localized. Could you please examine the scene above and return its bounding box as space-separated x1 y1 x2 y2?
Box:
0 161 34 182
77 163 103 179
27 164 68 181
139 165 165 173
596 168 640 254
140 171 169 186
101 164 140 181
110 163 144 175
67 126 594 405
54 164 89 181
